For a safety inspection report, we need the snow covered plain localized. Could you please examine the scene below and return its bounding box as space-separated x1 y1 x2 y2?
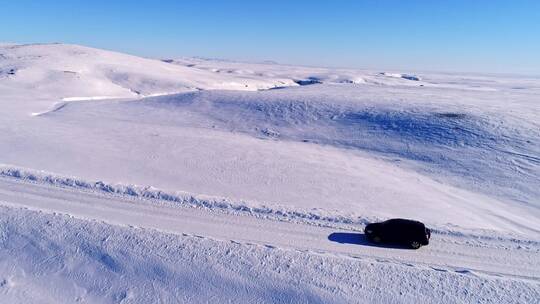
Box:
0 43 539 303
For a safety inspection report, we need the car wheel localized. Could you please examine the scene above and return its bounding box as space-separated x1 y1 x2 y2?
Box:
410 241 421 249
372 236 381 243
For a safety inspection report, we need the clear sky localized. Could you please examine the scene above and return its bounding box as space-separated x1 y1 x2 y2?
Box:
2 0 539 74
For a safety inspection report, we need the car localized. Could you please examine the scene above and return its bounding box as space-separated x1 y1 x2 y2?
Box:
364 218 431 249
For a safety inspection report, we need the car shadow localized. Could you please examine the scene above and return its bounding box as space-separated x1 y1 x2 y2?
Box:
328 232 413 249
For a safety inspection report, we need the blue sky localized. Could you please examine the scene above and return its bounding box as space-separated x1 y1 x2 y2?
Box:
2 0 539 74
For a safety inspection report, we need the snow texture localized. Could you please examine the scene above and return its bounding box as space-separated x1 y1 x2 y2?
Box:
1 43 539 303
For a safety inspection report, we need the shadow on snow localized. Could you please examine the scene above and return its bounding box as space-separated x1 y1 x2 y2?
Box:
328 232 414 249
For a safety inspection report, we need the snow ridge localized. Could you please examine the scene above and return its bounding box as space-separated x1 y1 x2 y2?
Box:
0 165 370 227
4 164 538 244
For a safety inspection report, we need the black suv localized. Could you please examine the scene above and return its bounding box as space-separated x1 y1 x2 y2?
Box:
364 218 431 249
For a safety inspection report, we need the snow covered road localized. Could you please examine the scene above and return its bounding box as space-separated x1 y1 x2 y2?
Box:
1 176 538 285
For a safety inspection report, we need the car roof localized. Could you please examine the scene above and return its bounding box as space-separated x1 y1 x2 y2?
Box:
383 218 424 227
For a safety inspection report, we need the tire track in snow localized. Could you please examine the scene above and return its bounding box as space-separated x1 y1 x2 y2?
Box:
0 177 538 283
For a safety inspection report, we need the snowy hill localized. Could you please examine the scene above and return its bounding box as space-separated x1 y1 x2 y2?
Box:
1 43 539 303
0 43 296 102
